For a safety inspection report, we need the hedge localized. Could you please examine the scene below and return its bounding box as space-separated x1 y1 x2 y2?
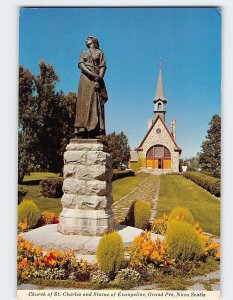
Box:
18 186 28 204
183 172 220 197
112 170 135 181
40 178 63 198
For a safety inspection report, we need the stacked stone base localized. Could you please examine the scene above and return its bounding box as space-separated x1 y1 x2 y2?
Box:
57 139 115 236
58 208 114 236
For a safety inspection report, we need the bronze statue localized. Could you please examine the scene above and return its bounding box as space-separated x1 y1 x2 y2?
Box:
74 36 108 139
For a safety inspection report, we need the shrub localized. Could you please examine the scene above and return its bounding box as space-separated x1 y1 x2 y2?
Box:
166 220 204 262
134 200 151 229
169 207 195 224
40 178 63 198
18 200 40 228
183 172 220 197
96 231 125 278
18 186 28 204
114 268 141 289
112 170 135 181
152 214 169 235
201 171 221 179
90 270 110 288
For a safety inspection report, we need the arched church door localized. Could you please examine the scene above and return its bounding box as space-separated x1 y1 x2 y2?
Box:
146 145 171 169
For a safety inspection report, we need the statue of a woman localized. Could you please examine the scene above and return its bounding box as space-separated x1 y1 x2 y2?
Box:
74 36 108 139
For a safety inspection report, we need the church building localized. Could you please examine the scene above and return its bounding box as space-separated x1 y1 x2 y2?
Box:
130 64 182 173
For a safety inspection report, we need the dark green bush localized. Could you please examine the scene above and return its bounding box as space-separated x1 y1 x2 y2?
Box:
18 186 28 204
183 172 220 197
166 220 204 262
134 200 151 229
18 199 40 228
40 178 63 198
112 170 135 181
96 231 125 278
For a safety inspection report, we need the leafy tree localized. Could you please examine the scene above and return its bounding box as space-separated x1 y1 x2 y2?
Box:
18 62 76 182
33 61 61 172
198 115 221 173
104 132 130 168
179 155 200 172
58 92 77 172
18 65 38 183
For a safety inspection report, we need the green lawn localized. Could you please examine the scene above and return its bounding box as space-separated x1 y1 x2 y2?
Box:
20 172 148 216
157 175 220 236
112 173 148 202
23 172 60 182
20 172 62 216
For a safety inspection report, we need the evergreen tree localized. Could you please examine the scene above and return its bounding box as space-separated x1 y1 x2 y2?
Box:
198 115 221 173
104 132 130 168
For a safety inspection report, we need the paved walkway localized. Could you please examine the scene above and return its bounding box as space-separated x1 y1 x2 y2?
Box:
112 175 160 224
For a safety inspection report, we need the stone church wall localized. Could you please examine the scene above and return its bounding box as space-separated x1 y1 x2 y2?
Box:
140 118 179 172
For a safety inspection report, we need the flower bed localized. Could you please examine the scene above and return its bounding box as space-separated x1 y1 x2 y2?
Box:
17 236 96 283
17 207 220 289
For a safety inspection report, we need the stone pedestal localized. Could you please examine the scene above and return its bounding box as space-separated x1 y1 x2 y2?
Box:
57 139 115 236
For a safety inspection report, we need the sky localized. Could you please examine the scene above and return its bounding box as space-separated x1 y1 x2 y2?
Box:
19 7 221 158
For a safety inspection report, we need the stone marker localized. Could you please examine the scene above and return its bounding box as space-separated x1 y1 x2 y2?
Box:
57 139 114 236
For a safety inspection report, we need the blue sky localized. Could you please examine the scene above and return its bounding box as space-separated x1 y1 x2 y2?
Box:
19 7 221 158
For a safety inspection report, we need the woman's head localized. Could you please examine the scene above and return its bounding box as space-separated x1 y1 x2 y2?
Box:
86 36 100 49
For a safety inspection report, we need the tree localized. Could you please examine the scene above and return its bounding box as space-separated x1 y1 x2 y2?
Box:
198 115 221 173
104 132 130 168
18 62 77 182
179 155 200 172
58 92 77 173
18 65 38 183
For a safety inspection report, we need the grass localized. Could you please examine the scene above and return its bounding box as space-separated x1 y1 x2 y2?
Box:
23 172 60 182
112 173 148 202
19 172 148 215
157 175 220 236
20 172 62 216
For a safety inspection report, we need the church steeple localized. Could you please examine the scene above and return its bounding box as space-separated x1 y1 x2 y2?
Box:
153 62 167 122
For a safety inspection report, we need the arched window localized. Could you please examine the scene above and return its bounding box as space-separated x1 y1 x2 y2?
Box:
157 102 162 111
146 145 171 169
146 145 171 158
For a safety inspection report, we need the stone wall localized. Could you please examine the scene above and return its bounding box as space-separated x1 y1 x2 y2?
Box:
140 118 179 172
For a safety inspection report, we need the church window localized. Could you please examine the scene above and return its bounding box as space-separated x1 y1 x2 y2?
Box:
147 145 171 158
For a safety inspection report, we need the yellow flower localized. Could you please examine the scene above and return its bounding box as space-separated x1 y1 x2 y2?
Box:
151 251 160 260
35 246 42 256
155 237 161 244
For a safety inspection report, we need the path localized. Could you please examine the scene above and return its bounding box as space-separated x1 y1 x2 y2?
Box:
112 175 160 224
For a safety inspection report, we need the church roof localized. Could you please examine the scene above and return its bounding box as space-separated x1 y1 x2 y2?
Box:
137 115 182 153
154 63 166 101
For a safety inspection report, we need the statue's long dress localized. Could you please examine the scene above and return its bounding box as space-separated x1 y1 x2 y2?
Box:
75 49 108 136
